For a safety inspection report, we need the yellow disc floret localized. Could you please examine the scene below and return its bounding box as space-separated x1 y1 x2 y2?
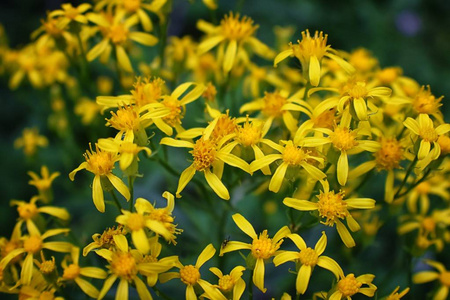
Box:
221 13 258 41
338 274 362 297
161 96 182 127
132 77 165 108
237 120 262 147
126 213 146 231
218 275 235 292
24 236 43 254
17 203 38 220
440 271 450 287
346 82 368 99
419 127 438 142
180 265 201 285
63 264 81 280
251 230 280 259
262 91 287 118
39 256 56 274
111 252 138 280
317 190 348 226
421 217 436 233
109 24 128 44
330 127 359 151
282 142 308 166
107 105 140 133
291 30 329 62
84 144 116 176
413 86 443 115
375 138 403 170
298 247 318 266
192 138 217 171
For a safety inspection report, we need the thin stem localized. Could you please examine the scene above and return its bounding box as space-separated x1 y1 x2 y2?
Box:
394 156 418 199
158 0 172 69
128 176 135 211
397 168 432 198
349 170 374 196
109 190 123 214
248 269 253 300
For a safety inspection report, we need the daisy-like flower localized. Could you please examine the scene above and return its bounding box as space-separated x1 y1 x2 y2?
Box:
160 135 250 200
10 196 70 235
98 137 152 173
274 29 354 86
220 213 290 293
0 228 72 285
413 260 450 300
250 140 326 193
240 90 308 132
116 192 182 253
87 10 158 72
329 273 377 300
159 244 226 300
403 113 450 160
60 247 107 299
69 143 130 213
140 82 205 136
197 12 274 73
83 225 127 256
49 3 91 29
273 232 343 295
404 175 450 214
302 110 380 186
283 180 376 248
96 235 174 300
384 286 410 300
207 266 246 300
31 14 74 50
14 127 48 157
97 77 166 110
27 165 60 203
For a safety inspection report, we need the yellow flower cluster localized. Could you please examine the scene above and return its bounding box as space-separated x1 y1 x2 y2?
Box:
3 1 450 299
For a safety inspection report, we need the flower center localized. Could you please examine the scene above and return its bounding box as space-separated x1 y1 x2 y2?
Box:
377 67 401 84
97 225 127 248
347 83 368 99
132 77 165 108
221 13 257 41
180 265 201 285
282 143 308 166
422 217 436 232
317 191 348 226
218 274 235 292
161 96 182 127
192 138 217 171
123 0 141 12
44 19 62 36
111 252 138 280
63 264 81 280
39 257 56 274
18 203 38 220
375 138 403 170
419 127 438 142
85 145 116 176
126 213 146 231
438 135 450 155
298 247 318 266
24 236 43 254
237 121 262 146
211 114 237 142
291 30 329 62
109 24 128 44
262 91 287 117
202 83 217 102
251 230 279 259
64 5 80 20
313 108 336 129
330 127 358 151
413 86 442 115
338 274 362 297
440 271 450 287
107 105 140 133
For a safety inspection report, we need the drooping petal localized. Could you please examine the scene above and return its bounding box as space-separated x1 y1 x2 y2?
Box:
269 162 288 192
317 256 343 278
253 258 267 293
176 165 196 197
296 265 311 294
128 32 158 46
195 244 216 268
75 277 100 298
314 231 327 256
337 152 348 186
283 198 318 211
223 40 237 72
336 220 355 248
309 55 321 87
116 45 133 73
232 213 257 240
93 175 105 213
116 279 128 300
204 169 230 200
106 173 130 201
274 49 293 67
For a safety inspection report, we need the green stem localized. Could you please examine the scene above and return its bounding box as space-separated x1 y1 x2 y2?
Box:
394 156 418 199
248 269 253 300
159 0 172 69
397 168 432 198
349 170 373 196
128 176 135 211
109 190 123 214
113 46 124 90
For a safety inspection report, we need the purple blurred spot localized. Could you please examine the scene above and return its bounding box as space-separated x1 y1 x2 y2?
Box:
396 11 422 36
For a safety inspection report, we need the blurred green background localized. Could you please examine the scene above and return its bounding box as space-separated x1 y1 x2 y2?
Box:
1 0 449 298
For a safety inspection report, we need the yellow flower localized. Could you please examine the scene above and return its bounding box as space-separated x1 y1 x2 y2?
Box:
412 85 443 116
273 232 343 294
10 196 70 235
27 165 60 203
0 228 72 285
220 213 290 293
160 135 250 200
69 143 130 213
403 113 450 160
283 180 375 248
413 260 450 300
198 12 275 73
60 247 107 298
74 98 102 125
385 286 410 300
83 225 127 256
303 110 381 186
403 175 450 214
86 10 158 72
14 127 48 156
49 3 91 29
116 192 182 253
208 266 246 300
250 140 326 193
140 82 205 136
274 30 354 86
159 244 226 300
96 235 174 300
243 63 289 97
31 14 74 50
329 273 377 300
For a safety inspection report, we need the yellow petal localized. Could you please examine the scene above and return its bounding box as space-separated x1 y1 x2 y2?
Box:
93 175 105 213
38 206 70 220
216 152 250 173
134 276 152 300
336 220 355 248
269 162 288 192
250 154 282 173
113 234 129 252
198 279 227 300
283 198 318 211
253 258 267 293
116 45 133 73
196 244 216 268
232 213 257 240
301 163 326 180
198 35 225 54
418 140 430 160
106 173 130 201
98 275 118 300
87 39 109 61
75 277 100 298
116 279 128 300
129 32 158 46
69 162 88 181
317 256 343 278
21 253 34 285
337 152 348 186
309 55 321 86
296 265 311 294
153 118 173 136
180 84 206 105
412 271 439 284
132 229 150 254
176 165 196 197
186 285 196 300
403 118 420 135
314 231 327 256
80 267 107 279
273 251 299 266
346 214 361 232
274 49 293 67
353 97 367 121
204 169 230 200
220 241 251 256
223 40 237 72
